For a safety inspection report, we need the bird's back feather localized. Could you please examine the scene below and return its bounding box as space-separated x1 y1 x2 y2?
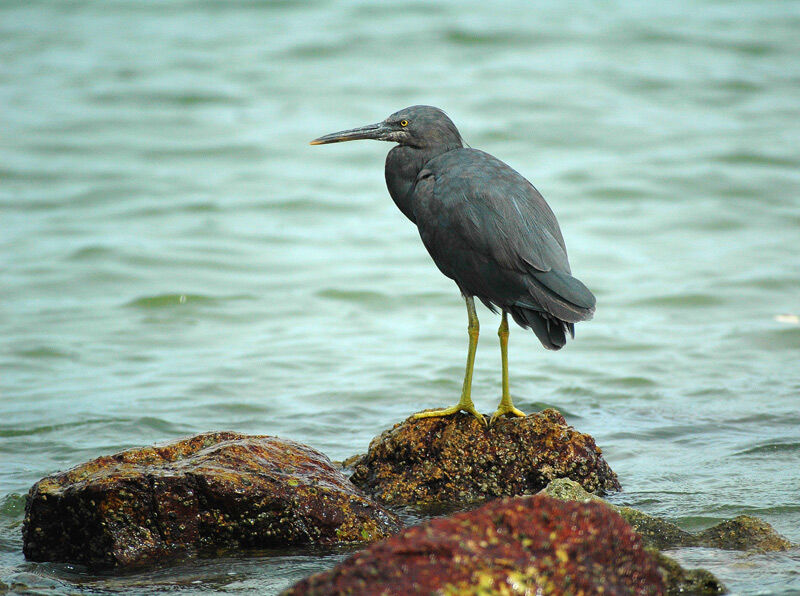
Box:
411 148 595 348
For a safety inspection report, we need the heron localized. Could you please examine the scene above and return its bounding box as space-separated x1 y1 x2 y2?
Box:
311 105 595 426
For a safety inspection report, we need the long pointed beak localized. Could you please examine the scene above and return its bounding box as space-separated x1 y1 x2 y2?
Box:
310 122 389 145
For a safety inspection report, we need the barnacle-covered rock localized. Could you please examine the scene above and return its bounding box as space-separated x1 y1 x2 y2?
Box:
282 494 666 595
349 409 620 506
22 432 401 569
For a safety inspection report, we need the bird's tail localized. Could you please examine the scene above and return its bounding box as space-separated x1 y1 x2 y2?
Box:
507 307 573 351
528 269 596 323
508 269 596 351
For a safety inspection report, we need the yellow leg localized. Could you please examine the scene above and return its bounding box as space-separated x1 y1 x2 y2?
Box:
413 296 486 426
490 311 526 425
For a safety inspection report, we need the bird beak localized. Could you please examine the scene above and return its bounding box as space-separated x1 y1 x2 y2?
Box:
310 122 391 145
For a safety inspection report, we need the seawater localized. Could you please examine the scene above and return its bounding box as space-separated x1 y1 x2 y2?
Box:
1 1 799 593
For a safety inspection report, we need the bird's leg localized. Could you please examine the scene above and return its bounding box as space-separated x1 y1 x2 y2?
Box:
490 311 526 425
413 296 486 426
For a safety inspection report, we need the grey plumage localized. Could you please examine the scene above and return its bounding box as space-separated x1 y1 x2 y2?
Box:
411 146 595 349
312 105 596 423
312 105 594 350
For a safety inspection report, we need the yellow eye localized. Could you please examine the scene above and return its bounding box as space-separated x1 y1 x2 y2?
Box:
400 120 409 127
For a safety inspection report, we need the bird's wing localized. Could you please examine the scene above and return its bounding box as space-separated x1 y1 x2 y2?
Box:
460 189 569 274
414 149 595 320
423 149 569 273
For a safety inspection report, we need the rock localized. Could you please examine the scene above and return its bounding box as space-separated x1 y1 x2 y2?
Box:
23 432 401 569
349 409 620 506
694 515 793 552
282 494 666 595
540 478 695 549
616 506 696 550
540 478 792 552
653 551 727 596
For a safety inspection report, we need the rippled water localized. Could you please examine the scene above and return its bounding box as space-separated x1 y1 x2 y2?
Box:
2 1 799 593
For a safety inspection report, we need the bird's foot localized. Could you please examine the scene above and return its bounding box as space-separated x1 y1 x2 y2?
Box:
489 402 526 426
412 403 487 426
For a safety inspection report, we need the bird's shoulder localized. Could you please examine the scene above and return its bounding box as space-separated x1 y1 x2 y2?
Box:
423 147 516 176
420 149 561 232
418 148 525 195
413 148 569 274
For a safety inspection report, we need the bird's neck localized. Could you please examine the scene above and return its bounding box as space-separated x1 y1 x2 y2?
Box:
385 144 453 223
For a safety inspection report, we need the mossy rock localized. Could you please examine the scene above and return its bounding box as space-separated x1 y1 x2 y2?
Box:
541 478 792 552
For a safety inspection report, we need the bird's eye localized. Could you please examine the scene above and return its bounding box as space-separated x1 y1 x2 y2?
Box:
400 120 409 127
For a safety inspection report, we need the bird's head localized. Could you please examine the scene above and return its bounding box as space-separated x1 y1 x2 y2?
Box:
311 105 463 151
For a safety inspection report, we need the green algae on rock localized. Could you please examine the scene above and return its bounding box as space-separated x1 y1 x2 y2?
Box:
349 409 620 506
653 550 727 596
22 432 401 569
282 493 665 595
694 515 793 552
540 478 694 550
540 478 792 552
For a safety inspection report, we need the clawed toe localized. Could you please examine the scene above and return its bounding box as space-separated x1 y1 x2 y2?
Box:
489 404 526 426
413 405 487 426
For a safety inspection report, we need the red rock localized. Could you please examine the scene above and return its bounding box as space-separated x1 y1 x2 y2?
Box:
283 494 665 595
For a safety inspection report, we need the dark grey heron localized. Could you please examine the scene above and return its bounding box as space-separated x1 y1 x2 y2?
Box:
311 105 595 426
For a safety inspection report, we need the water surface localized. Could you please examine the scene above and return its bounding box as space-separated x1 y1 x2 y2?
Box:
2 1 799 593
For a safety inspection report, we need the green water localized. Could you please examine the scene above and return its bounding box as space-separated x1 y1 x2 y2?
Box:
2 1 799 593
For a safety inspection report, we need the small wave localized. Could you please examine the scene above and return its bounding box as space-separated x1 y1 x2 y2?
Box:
629 293 725 308
204 401 272 414
713 151 798 168
588 186 649 201
444 28 550 47
142 143 266 160
733 442 800 457
131 416 190 434
67 245 117 261
316 288 388 305
14 346 77 361
262 197 355 213
352 2 443 17
91 89 244 107
685 217 744 232
0 418 111 438
286 40 360 59
608 376 658 389
718 79 763 93
0 493 25 520
0 167 61 183
124 293 254 309
126 293 216 308
632 29 777 57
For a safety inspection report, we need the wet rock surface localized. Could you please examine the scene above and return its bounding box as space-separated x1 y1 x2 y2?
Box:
349 409 620 506
283 493 667 596
653 551 727 596
693 515 793 552
541 478 793 552
23 432 401 569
